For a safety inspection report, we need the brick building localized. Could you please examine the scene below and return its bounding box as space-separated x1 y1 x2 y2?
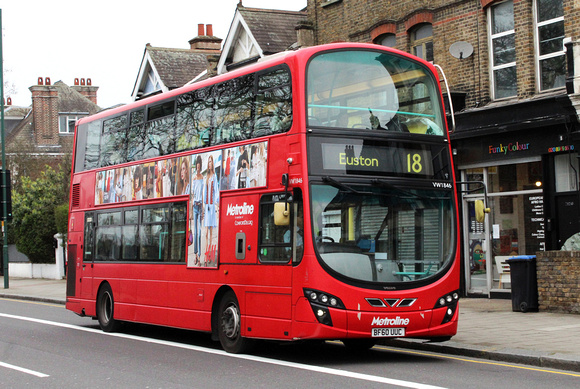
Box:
4 77 100 180
307 0 580 297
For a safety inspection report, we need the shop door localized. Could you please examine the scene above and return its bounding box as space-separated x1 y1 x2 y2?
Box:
465 199 489 294
556 194 580 248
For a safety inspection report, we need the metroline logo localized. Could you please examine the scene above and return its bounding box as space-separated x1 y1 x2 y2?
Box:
226 202 255 216
371 316 410 326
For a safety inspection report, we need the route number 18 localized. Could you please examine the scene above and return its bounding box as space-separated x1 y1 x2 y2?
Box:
407 153 423 174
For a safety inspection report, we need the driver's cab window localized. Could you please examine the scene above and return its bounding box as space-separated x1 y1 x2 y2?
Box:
259 191 303 263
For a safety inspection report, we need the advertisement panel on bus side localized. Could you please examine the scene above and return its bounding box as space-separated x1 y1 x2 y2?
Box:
94 141 268 268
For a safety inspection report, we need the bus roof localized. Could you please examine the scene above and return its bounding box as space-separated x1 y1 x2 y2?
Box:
78 42 436 126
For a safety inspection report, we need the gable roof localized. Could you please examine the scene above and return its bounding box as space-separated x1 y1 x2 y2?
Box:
240 7 307 54
217 6 307 74
55 81 101 113
148 47 212 89
3 105 32 137
132 38 222 101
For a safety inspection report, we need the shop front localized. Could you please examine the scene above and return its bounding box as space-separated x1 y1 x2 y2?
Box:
452 97 579 296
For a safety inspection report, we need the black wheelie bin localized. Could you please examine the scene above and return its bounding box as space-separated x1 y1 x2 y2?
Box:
506 255 538 312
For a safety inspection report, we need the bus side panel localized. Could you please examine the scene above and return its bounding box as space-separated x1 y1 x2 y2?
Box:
219 191 296 339
219 193 261 266
91 265 216 331
66 244 77 297
243 281 292 339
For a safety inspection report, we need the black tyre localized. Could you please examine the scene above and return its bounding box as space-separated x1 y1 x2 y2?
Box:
96 283 121 332
342 339 375 351
520 301 529 313
218 291 252 353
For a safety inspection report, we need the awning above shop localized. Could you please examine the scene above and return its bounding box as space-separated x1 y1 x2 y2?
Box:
450 93 577 140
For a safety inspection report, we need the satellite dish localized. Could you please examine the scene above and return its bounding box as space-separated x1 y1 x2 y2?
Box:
449 41 474 59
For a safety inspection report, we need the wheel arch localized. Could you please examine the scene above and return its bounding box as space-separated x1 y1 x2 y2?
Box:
95 280 113 311
211 285 236 341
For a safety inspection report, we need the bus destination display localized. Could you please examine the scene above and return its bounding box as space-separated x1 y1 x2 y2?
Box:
318 141 436 177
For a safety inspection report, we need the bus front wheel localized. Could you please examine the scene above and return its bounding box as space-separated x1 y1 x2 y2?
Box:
218 291 252 353
96 283 121 332
342 339 375 351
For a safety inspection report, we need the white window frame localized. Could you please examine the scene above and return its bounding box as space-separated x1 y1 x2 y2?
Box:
59 113 87 134
533 0 566 92
488 0 516 100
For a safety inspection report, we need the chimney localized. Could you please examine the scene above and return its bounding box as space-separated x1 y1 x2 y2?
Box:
206 54 220 77
29 77 59 146
296 20 315 48
71 77 99 105
189 23 222 52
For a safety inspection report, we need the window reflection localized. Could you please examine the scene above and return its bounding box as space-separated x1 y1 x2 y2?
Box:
307 50 444 135
92 202 186 262
76 65 292 173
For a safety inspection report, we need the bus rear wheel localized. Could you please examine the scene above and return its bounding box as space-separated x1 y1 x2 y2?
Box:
96 283 121 332
218 291 252 353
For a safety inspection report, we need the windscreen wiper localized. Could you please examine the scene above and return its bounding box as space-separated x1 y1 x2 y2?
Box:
322 176 363 194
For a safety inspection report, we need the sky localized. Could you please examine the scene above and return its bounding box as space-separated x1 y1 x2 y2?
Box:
0 0 307 109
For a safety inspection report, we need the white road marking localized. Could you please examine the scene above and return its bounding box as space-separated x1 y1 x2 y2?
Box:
0 313 446 389
0 361 49 378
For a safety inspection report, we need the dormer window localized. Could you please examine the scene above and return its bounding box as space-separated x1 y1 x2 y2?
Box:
59 113 88 134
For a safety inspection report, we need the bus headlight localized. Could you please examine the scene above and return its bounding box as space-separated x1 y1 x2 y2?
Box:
303 288 345 326
434 290 460 324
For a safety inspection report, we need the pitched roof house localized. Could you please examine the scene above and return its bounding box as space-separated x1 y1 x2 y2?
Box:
131 24 222 101
4 77 100 178
131 3 310 101
216 5 308 74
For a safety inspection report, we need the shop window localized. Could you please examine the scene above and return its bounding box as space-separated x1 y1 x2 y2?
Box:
535 0 566 91
554 153 579 192
489 0 516 99
411 24 433 62
488 161 543 192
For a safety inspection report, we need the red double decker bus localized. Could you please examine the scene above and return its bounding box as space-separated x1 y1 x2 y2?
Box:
66 43 460 353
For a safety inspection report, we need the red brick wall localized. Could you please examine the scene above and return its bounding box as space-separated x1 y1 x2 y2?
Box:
29 85 59 146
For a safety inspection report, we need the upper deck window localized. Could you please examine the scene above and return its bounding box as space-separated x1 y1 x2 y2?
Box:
307 49 445 136
75 65 292 173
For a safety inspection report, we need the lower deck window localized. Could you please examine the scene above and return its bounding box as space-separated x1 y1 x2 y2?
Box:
87 201 187 262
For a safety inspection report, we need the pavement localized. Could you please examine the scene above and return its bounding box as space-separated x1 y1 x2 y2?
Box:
1 277 579 372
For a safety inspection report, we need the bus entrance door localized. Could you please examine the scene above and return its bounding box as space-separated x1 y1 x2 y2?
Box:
80 212 95 300
465 199 488 295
